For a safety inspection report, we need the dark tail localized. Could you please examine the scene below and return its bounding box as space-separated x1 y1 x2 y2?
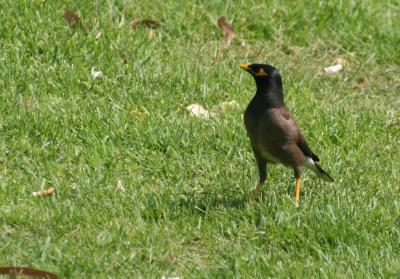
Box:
315 163 334 182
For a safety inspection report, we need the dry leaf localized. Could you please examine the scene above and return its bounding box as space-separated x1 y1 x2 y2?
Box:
212 100 239 113
356 77 366 85
319 57 348 76
116 180 125 191
0 267 59 279
63 10 81 26
32 187 55 197
217 16 235 44
186 103 211 118
324 64 343 74
120 52 128 63
354 77 367 89
130 105 149 119
130 19 161 30
148 30 156 39
336 58 348 66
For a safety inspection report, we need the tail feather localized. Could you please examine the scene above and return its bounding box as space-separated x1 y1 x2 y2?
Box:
302 157 334 182
315 163 334 182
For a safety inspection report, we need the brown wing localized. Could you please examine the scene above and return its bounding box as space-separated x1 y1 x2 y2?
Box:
297 131 320 162
280 107 320 162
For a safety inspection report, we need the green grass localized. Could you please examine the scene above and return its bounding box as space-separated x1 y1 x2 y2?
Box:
1 0 399 278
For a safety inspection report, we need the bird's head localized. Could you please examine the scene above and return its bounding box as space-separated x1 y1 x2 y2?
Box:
239 63 283 93
239 63 280 79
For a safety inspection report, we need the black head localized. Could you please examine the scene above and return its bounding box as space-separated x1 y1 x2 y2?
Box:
239 63 280 79
239 63 284 106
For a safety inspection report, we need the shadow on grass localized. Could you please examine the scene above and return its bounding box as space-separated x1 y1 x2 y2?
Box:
173 192 248 213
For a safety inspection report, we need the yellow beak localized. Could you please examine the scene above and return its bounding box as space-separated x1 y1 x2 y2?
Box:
239 64 250 71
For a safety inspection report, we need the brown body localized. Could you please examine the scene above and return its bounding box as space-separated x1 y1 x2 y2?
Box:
245 106 304 166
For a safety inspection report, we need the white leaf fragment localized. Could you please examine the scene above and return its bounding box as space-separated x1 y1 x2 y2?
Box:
116 179 125 191
95 31 102 40
91 67 103 79
324 64 343 74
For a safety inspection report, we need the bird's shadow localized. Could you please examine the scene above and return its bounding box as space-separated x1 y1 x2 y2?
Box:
172 191 248 214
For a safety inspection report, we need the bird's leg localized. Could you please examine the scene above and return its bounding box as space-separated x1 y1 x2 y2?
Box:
251 157 267 201
294 168 302 204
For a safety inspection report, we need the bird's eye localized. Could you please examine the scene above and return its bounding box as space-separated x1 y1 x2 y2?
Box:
255 68 268 77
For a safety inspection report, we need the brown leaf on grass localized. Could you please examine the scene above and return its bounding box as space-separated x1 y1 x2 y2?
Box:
148 30 156 39
120 52 128 63
356 78 366 85
217 16 235 44
0 267 59 279
354 77 367 89
130 19 161 30
336 58 348 66
32 187 55 197
63 10 81 26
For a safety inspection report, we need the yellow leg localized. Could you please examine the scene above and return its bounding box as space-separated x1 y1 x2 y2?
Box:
295 177 302 203
250 182 263 202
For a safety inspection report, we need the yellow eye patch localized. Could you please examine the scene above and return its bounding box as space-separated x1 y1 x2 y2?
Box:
255 68 268 77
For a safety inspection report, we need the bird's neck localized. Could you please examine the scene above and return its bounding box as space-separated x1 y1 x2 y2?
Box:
255 80 284 108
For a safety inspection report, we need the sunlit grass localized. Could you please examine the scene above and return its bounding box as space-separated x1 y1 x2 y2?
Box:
0 0 399 278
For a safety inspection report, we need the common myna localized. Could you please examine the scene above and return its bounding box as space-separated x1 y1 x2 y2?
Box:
239 63 333 203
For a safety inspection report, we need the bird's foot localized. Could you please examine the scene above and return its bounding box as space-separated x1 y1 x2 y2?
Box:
250 182 263 202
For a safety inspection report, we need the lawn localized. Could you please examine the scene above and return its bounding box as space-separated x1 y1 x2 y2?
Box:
0 0 399 278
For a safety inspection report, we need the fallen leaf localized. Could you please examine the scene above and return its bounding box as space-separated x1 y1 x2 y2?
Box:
356 77 366 85
324 64 343 74
148 30 156 39
63 10 81 26
130 19 161 30
130 105 149 119
186 103 211 118
0 267 59 279
91 67 103 79
212 100 239 113
95 31 102 40
116 180 125 191
217 16 235 44
319 57 349 75
336 58 348 66
120 52 128 63
32 187 55 197
353 77 368 89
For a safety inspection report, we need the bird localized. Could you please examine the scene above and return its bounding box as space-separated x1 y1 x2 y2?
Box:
239 63 333 203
